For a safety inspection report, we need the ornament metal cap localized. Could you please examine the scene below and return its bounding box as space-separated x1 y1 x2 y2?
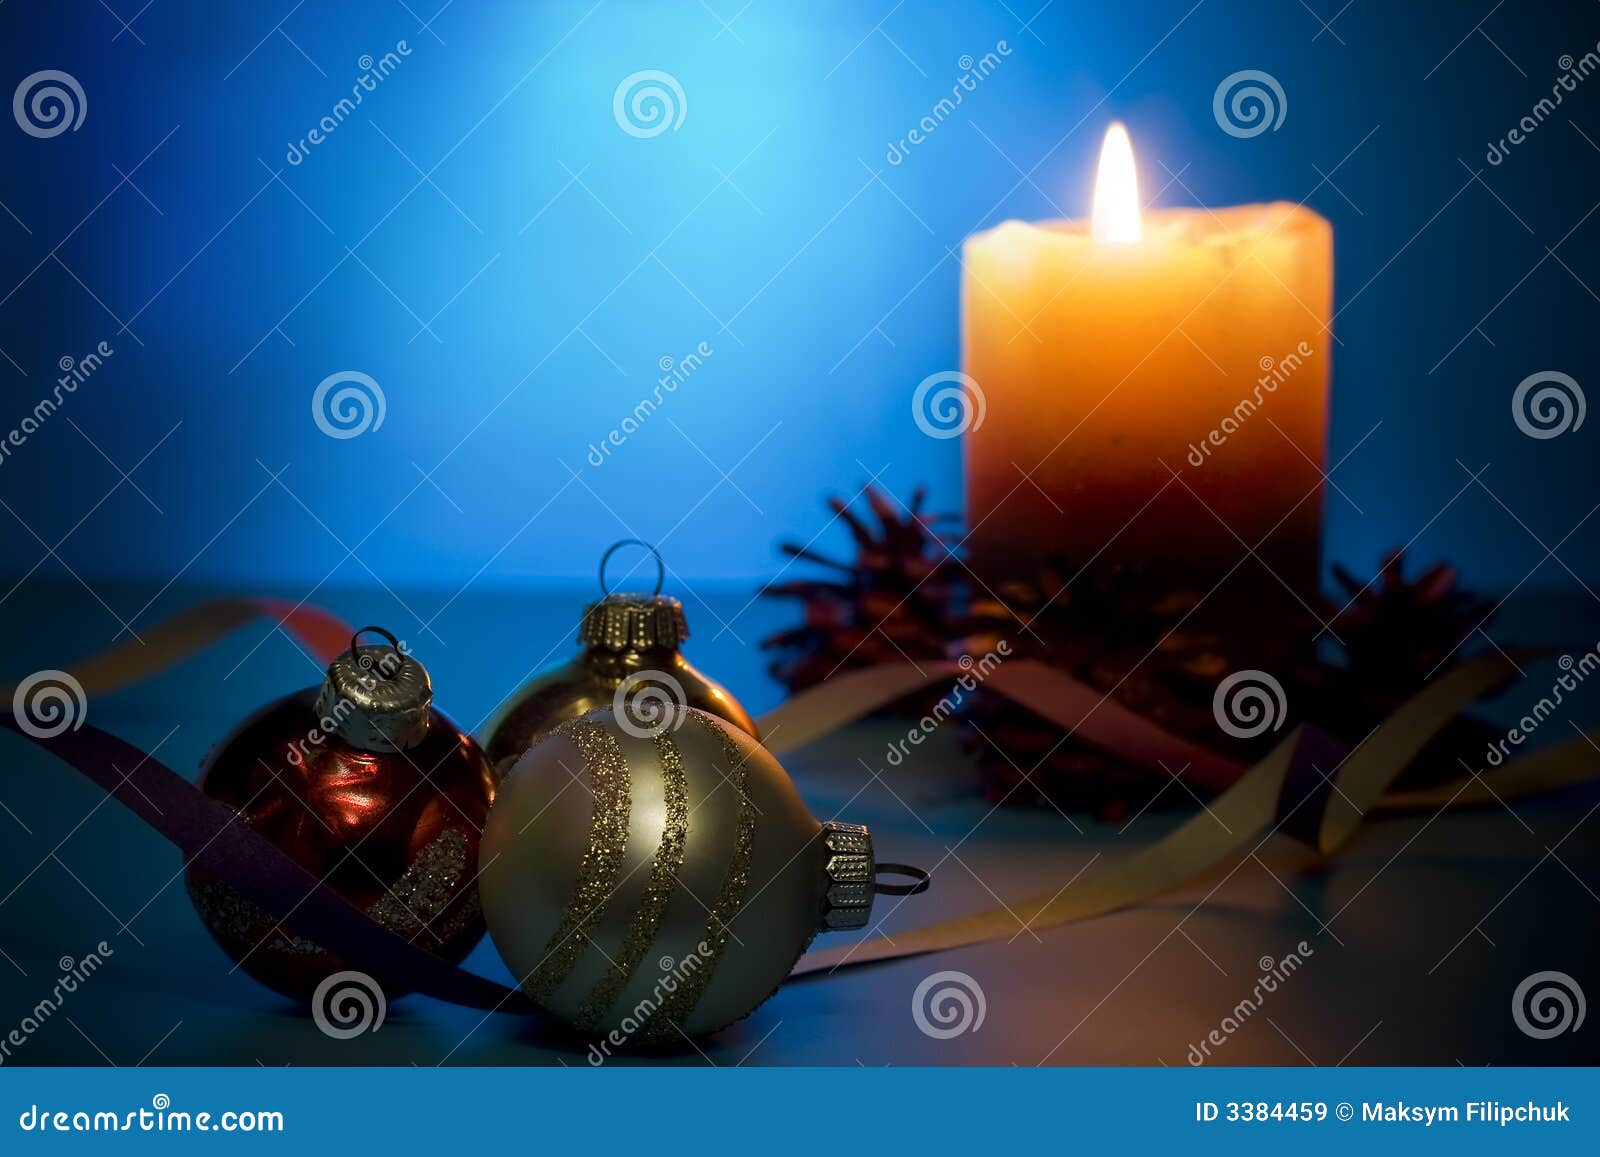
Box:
579 539 688 652
819 821 932 932
314 626 432 752
578 594 690 652
820 821 875 930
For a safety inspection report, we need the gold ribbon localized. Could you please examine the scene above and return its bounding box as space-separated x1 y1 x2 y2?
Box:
785 656 1598 976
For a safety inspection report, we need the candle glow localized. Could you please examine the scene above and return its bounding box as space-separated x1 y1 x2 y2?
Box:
1090 122 1142 244
962 123 1333 592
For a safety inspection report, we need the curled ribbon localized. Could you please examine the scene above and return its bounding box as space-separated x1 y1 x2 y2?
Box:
4 599 1597 1005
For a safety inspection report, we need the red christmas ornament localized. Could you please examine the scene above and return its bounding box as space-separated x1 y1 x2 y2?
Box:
185 628 494 1000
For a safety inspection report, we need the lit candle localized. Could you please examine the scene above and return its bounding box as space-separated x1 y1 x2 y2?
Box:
961 123 1332 596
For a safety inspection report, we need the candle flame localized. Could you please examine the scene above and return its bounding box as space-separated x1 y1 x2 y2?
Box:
1091 122 1141 244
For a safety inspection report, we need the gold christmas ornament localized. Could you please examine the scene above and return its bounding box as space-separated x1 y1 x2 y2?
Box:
484 540 758 769
478 705 928 1039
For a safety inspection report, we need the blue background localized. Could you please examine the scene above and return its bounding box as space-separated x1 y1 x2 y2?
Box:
1 0 1596 595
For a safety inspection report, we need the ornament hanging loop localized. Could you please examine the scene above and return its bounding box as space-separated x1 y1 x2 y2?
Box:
349 625 403 677
873 863 931 896
598 539 665 597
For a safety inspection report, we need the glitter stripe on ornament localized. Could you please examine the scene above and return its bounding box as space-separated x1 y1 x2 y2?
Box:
643 713 757 1038
521 719 631 1002
572 730 691 1030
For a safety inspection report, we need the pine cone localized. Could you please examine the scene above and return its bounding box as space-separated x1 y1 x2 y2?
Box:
760 485 965 691
1300 549 1495 738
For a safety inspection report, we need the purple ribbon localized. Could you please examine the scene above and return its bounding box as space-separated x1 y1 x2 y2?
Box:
3 716 535 1015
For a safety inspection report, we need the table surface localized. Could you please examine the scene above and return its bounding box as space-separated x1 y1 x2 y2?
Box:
2 581 1597 1067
